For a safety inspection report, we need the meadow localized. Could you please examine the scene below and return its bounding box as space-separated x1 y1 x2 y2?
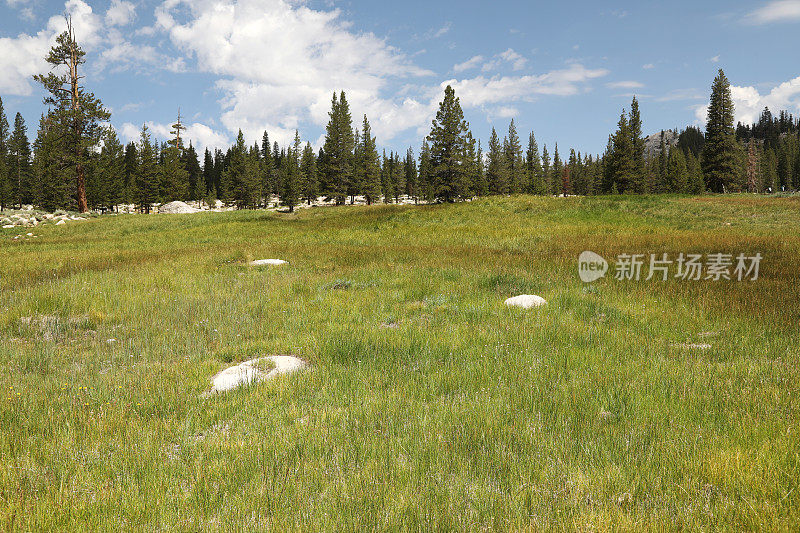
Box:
0 195 798 530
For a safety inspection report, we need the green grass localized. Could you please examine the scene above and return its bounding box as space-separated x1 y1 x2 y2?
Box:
1 194 798 530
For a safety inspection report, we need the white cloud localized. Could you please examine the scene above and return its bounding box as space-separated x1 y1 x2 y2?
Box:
710 55 720 63
693 76 800 125
445 63 609 108
499 48 527 71
105 0 136 26
453 55 484 73
745 0 800 24
430 22 451 39
0 0 102 95
120 121 230 153
480 48 528 72
154 0 434 144
642 63 655 70
490 106 518 119
606 80 644 89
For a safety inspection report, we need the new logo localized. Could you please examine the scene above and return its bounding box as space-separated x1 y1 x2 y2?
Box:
578 250 608 282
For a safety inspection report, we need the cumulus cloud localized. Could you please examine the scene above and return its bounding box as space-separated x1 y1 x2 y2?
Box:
153 0 434 145
745 0 800 24
105 0 136 26
693 76 800 125
0 0 102 95
120 121 230 153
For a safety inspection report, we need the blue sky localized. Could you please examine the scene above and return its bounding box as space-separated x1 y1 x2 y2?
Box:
1 0 799 156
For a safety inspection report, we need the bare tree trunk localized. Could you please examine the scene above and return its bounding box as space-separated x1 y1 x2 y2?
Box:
67 19 88 213
76 161 88 212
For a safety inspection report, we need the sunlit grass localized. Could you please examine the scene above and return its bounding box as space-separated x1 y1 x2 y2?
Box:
0 194 798 530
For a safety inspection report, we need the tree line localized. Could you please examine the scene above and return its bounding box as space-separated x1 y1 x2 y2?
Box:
0 25 798 214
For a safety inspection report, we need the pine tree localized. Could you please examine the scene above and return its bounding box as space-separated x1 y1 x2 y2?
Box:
322 91 354 204
746 141 760 193
358 115 381 205
609 110 635 193
427 85 471 201
655 132 669 193
394 152 406 202
184 143 202 203
201 148 214 202
685 151 705 194
160 143 189 202
280 131 301 212
260 131 273 207
381 149 392 204
561 165 572 196
541 144 551 194
0 97 9 210
566 149 578 195
629 96 646 192
134 125 158 213
32 113 70 211
526 132 545 195
551 143 562 195
665 147 688 192
702 69 739 192
486 127 509 195
225 130 257 208
213 149 225 200
793 134 800 190
34 19 110 212
300 142 318 204
8 113 31 208
473 140 487 197
123 142 137 206
777 143 793 191
404 147 418 202
418 140 434 203
504 119 524 193
97 127 124 210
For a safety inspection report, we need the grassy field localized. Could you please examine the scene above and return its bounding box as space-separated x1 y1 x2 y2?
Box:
1 195 798 530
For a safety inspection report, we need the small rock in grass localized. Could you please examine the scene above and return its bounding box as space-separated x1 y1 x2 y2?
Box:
671 343 712 350
598 409 614 422
250 259 287 266
55 220 66 225
204 355 307 396
504 294 547 309
2 225 13 229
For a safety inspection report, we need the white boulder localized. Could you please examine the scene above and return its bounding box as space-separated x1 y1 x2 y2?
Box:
505 294 547 309
206 355 308 395
159 201 199 214
55 219 66 225
250 259 288 266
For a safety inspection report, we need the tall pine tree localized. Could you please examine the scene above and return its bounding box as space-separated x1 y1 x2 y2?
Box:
427 85 471 201
702 69 739 192
34 19 110 212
